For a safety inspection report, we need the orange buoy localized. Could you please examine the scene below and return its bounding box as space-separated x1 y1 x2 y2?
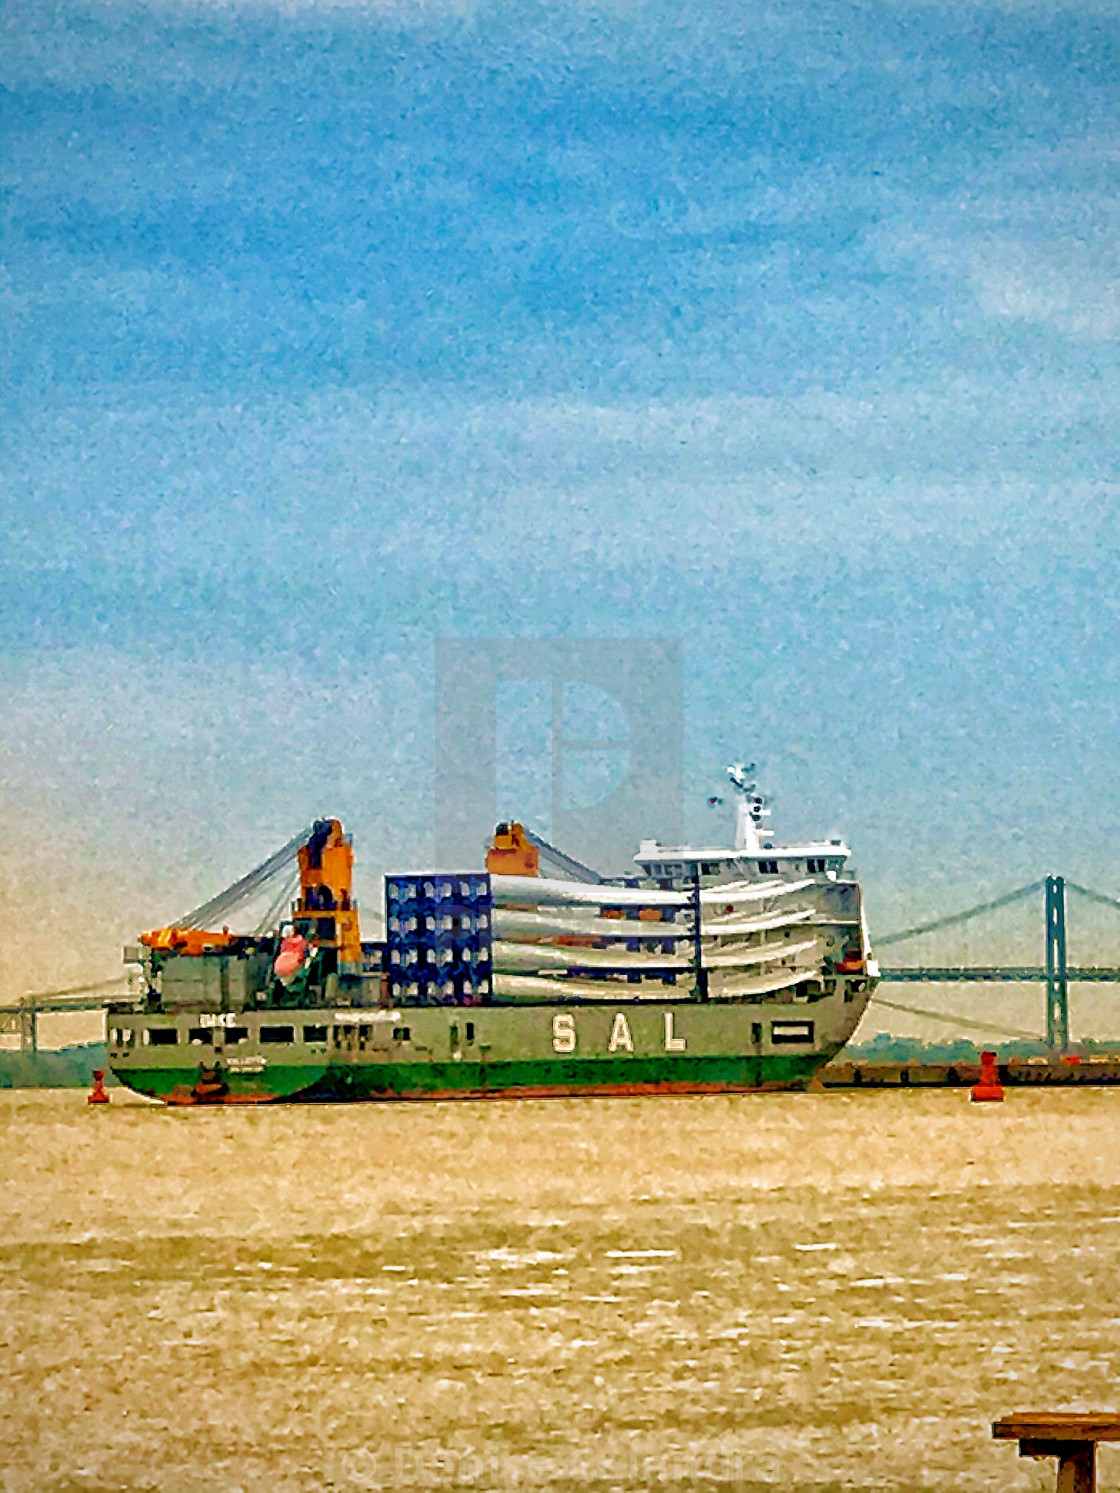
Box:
970 1050 1004 1103
87 1069 110 1105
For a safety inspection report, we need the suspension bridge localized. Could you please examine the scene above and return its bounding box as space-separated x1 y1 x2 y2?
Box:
3 874 1120 1056
875 876 1120 1049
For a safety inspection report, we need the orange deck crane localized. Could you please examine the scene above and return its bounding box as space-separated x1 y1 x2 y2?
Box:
140 819 363 973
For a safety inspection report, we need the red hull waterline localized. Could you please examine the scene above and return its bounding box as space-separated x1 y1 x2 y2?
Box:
158 1076 816 1106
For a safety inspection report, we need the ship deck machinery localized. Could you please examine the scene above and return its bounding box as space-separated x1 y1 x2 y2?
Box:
108 774 877 1103
110 819 384 1102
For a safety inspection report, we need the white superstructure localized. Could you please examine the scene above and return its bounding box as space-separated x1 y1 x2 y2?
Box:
635 763 849 886
486 766 878 1021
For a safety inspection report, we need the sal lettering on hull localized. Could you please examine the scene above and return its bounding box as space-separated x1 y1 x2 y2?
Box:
664 1012 686 1051
552 1013 576 1053
550 1011 689 1055
608 1013 633 1052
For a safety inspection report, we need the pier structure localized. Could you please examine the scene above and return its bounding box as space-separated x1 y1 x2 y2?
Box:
0 981 126 1055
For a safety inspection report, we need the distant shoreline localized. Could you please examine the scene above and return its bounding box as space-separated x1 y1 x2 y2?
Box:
0 1042 117 1089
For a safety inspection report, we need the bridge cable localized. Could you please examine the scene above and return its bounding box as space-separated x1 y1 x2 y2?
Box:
871 996 1044 1042
14 977 126 1003
875 880 1045 947
1066 882 1120 915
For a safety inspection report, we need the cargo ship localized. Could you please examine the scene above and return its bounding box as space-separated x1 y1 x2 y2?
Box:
107 769 877 1104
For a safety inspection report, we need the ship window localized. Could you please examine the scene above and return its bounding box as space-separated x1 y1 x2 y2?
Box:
303 1025 328 1043
260 1025 295 1044
701 862 719 875
758 860 780 875
466 1022 475 1043
771 1021 814 1045
751 1022 763 1044
147 1028 178 1046
393 1027 411 1043
225 1027 248 1044
450 1023 459 1046
188 1028 213 1046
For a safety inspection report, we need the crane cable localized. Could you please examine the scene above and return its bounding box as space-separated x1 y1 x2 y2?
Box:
179 825 317 930
254 871 302 936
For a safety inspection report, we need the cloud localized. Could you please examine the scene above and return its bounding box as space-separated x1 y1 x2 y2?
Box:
972 243 1120 339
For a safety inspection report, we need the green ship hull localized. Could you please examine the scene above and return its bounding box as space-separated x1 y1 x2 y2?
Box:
300 1052 826 1102
107 995 869 1105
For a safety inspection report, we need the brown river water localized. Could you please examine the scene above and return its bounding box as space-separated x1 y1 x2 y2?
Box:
1 1088 1118 1492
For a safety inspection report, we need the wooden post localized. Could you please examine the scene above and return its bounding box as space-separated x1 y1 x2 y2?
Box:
993 1413 1120 1493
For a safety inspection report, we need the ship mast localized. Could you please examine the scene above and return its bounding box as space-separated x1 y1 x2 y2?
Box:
726 763 771 854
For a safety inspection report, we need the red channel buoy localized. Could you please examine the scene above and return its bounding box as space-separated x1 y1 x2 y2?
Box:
87 1069 110 1104
970 1050 1004 1103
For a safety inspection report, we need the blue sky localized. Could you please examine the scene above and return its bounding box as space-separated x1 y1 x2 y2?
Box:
2 0 1119 1029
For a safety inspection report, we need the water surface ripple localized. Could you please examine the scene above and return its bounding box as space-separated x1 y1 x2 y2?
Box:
2 1089 1118 1491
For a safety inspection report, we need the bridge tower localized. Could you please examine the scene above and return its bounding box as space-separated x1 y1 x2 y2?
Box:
1045 875 1069 1051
